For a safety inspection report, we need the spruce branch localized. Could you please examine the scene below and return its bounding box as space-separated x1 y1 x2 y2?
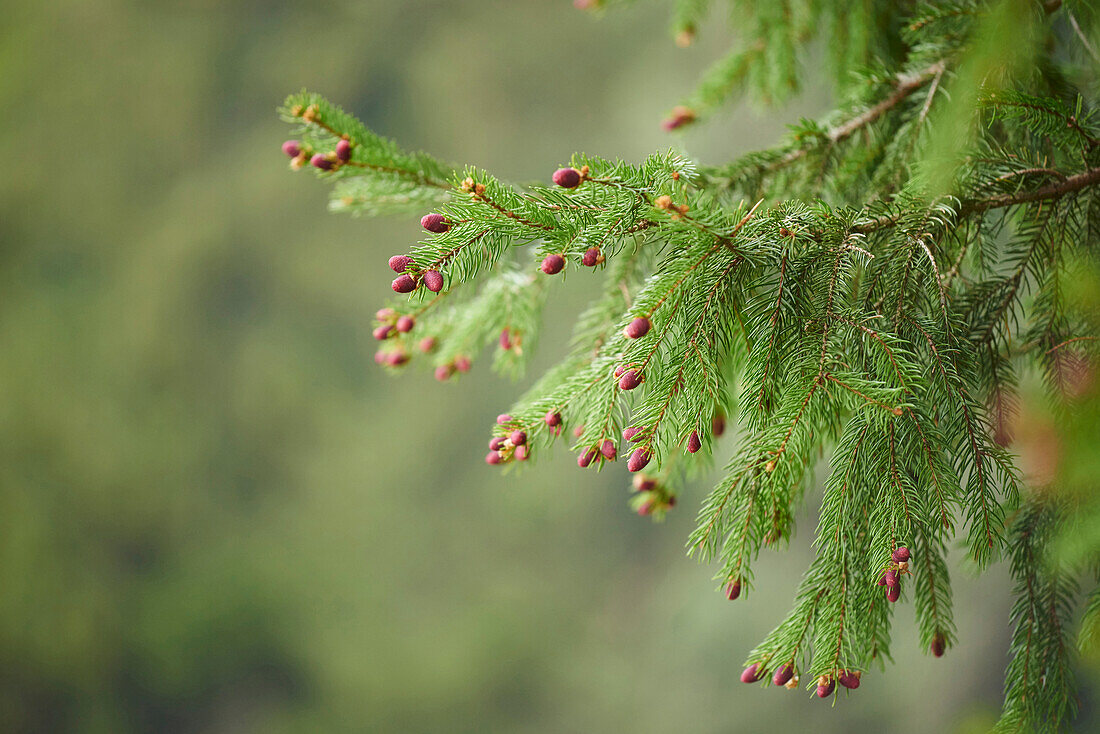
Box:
279 1 1100 725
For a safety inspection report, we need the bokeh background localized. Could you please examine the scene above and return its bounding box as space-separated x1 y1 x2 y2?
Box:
2 1 1098 732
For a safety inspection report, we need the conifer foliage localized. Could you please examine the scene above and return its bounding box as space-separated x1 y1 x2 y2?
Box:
280 1 1100 728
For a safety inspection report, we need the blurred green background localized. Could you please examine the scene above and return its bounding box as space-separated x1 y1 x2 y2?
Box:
1 1 1097 732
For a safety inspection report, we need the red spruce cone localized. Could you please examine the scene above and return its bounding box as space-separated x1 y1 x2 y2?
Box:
391 274 417 293
396 315 415 333
485 452 502 465
423 270 444 293
816 677 835 698
627 448 651 472
582 247 600 266
541 254 565 275
687 431 702 453
931 633 946 658
624 317 651 339
725 579 741 600
335 138 352 162
600 439 616 460
886 584 900 603
619 369 643 390
740 663 763 684
578 447 597 468
421 213 450 233
552 167 582 189
509 430 526 446
892 546 910 563
772 664 794 687
388 254 414 272
838 670 861 690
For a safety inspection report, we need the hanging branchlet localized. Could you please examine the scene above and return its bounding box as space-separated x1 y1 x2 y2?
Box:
280 1 1100 726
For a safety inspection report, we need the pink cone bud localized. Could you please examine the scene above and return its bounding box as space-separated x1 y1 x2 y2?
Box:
389 255 414 272
614 364 627 378
633 474 657 491
600 439 616 460
661 105 696 132
396 315 415 333
772 664 793 687
386 351 409 367
391 274 417 293
687 430 702 453
282 140 301 158
376 307 396 320
931 633 946 658
485 451 502 465
884 570 898 587
500 329 513 350
421 213 450 233
877 573 888 586
373 324 394 340
510 430 527 446
838 671 860 690
552 167 582 189
740 663 762 683
637 499 654 516
418 337 436 353
335 138 352 162
454 355 471 373
434 364 454 381
622 426 641 442
816 678 835 698
619 369 642 390
310 153 333 170
423 270 444 293
578 447 597 468
627 447 651 472
886 584 900 603
725 579 741 600
515 445 529 461
541 254 565 275
373 350 387 365
573 424 585 438
544 411 562 427
489 437 506 451
624 317 651 339
892 546 910 563
582 247 600 266
497 414 512 425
